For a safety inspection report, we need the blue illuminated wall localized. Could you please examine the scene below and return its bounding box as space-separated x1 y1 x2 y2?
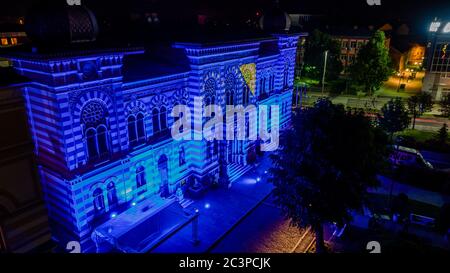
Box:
10 33 302 252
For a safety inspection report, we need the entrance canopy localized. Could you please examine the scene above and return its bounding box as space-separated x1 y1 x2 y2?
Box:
92 196 197 253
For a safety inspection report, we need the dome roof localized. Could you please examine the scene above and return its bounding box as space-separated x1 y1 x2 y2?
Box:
259 2 291 32
25 4 99 46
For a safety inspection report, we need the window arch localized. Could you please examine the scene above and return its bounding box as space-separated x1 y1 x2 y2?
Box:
81 101 110 161
225 74 236 105
128 112 146 147
160 106 167 130
152 108 160 133
97 125 108 156
107 182 118 208
136 113 145 140
93 188 105 213
204 78 217 107
205 78 216 97
152 106 167 135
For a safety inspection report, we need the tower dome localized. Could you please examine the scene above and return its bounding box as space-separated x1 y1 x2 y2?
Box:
25 3 99 46
259 1 291 32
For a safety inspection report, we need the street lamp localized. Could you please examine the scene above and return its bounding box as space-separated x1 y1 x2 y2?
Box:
321 50 329 95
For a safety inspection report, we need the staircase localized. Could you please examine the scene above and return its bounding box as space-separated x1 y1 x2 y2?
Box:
227 163 253 184
178 198 194 209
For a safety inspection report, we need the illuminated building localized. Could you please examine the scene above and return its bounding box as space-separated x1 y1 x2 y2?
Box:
423 20 450 100
2 5 304 253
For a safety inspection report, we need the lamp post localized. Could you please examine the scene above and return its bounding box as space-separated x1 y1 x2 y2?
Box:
321 50 329 95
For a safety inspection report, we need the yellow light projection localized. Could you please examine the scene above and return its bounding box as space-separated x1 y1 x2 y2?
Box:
239 63 256 95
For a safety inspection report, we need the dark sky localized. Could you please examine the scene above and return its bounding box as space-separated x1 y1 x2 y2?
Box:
1 0 449 35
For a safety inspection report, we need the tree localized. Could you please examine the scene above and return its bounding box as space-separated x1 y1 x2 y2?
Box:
407 93 433 130
378 98 410 140
435 123 448 144
350 30 392 96
302 29 343 82
269 99 388 253
440 93 450 117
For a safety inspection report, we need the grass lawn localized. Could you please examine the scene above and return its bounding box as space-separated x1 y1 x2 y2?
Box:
395 129 438 142
375 86 418 98
295 77 320 86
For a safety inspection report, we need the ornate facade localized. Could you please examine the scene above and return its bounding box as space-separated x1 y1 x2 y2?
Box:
8 33 303 252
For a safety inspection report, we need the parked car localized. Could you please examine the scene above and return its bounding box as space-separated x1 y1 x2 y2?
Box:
389 145 433 169
388 146 450 194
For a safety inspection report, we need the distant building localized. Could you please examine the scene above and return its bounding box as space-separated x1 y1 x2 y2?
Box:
0 31 26 48
0 17 27 49
423 20 450 100
329 26 373 73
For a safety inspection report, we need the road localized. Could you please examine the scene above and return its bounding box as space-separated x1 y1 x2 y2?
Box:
414 116 449 132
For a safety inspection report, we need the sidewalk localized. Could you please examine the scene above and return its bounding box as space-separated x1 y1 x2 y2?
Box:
152 155 274 253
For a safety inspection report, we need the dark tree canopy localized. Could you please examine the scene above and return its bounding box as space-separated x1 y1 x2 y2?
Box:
269 99 388 252
378 97 410 138
350 30 392 95
407 93 433 130
302 29 343 82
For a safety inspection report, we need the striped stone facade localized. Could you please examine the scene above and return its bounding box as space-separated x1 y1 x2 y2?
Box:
9 33 303 252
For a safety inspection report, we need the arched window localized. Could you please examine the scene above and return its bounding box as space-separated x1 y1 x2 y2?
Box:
107 182 118 208
160 106 167 130
81 101 109 161
204 78 217 109
128 113 146 147
86 128 98 159
152 108 160 133
93 188 105 212
136 166 146 189
179 147 186 166
225 74 236 105
127 115 137 144
136 113 145 141
97 125 108 156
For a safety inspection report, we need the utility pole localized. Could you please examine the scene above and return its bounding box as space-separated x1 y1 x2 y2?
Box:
321 50 329 95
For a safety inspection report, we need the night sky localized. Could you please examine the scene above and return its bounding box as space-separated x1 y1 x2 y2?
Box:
1 0 449 36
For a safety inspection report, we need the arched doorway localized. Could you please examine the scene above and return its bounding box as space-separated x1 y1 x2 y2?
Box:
158 155 169 198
